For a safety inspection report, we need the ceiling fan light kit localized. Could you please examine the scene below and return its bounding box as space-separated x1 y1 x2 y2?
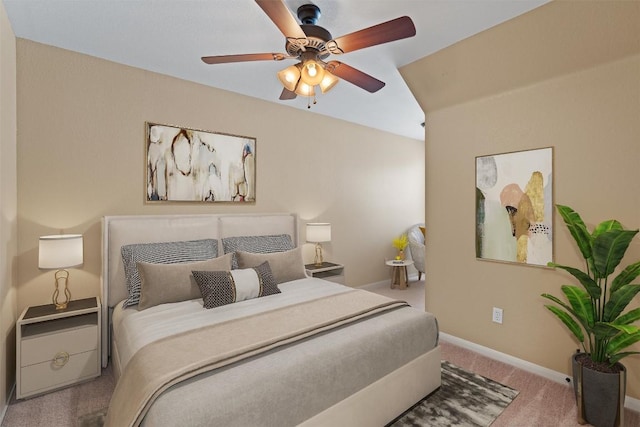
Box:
319 72 339 94
201 1 416 107
295 82 315 97
300 60 324 86
277 64 301 92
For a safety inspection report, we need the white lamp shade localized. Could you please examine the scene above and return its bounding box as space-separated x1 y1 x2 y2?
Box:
306 223 331 243
277 64 301 92
295 81 316 97
319 71 339 94
300 60 325 86
38 234 84 269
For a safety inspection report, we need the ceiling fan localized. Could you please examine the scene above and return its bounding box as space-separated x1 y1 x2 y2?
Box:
201 0 416 107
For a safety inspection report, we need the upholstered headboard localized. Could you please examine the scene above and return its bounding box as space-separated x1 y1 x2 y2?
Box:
101 213 298 366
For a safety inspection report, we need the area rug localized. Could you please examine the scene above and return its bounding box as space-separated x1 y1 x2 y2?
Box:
78 409 106 427
388 361 519 427
78 361 518 427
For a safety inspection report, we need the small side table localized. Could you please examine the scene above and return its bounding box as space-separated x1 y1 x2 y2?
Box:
385 259 414 290
305 262 345 285
16 297 101 399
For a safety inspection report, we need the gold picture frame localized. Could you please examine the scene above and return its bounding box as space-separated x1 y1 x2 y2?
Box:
145 122 256 203
475 147 553 266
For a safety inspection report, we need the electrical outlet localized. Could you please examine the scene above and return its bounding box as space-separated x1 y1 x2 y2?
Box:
492 307 503 324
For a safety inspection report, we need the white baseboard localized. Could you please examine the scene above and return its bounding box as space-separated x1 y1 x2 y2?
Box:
0 383 15 425
440 333 640 413
360 274 420 290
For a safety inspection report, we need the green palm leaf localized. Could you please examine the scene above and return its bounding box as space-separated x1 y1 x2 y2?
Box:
593 219 623 237
545 305 584 343
614 307 640 325
593 229 638 278
610 324 640 335
542 290 590 329
607 330 640 356
592 322 619 339
561 285 594 327
609 351 640 365
556 205 592 260
611 261 640 293
604 285 640 322
547 264 601 299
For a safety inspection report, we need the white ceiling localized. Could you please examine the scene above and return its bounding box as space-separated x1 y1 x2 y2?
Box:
3 0 549 141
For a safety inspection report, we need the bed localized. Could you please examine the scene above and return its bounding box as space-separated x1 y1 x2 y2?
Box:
101 213 441 426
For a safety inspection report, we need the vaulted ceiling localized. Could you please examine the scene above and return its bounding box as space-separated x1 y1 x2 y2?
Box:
3 0 549 140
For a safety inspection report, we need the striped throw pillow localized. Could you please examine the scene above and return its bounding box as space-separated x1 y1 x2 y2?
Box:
121 239 218 308
222 234 294 268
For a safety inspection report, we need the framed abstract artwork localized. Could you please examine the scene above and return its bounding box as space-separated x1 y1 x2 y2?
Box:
475 147 553 266
145 122 256 203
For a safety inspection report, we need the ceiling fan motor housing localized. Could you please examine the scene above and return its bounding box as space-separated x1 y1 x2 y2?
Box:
285 4 332 60
297 4 321 25
285 25 332 59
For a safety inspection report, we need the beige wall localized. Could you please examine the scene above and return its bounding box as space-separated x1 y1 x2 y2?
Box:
0 0 18 414
401 1 640 399
15 40 424 313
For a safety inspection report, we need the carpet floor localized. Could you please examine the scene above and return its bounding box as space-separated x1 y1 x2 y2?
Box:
59 361 519 427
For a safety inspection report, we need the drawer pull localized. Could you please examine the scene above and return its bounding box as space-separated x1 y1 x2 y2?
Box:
52 351 69 367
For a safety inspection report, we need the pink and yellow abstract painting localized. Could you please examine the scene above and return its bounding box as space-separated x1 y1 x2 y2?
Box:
476 147 553 266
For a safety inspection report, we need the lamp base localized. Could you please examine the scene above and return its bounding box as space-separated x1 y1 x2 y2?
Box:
53 270 71 310
314 243 324 267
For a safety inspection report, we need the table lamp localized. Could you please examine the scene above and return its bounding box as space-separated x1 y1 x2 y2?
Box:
38 234 83 310
306 223 331 266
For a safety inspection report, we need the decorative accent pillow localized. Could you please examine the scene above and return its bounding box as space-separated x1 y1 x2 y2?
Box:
235 246 306 284
222 234 294 268
192 261 280 309
121 239 218 308
136 253 233 310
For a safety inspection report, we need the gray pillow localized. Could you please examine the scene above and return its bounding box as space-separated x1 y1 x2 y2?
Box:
137 253 234 310
222 234 294 268
236 246 306 284
192 261 280 309
121 239 218 308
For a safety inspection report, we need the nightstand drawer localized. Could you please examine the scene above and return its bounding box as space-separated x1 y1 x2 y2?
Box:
21 318 98 367
20 349 98 396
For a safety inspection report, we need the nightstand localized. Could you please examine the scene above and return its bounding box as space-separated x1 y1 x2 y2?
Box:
16 297 101 399
305 262 345 285
385 259 414 289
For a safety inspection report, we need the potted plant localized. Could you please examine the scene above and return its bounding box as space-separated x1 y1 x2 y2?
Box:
542 204 640 427
392 234 408 260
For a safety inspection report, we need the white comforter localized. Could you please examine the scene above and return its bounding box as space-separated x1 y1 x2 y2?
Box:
112 278 351 370
110 278 439 426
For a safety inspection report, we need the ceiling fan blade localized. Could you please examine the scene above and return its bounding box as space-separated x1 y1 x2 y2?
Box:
328 16 416 54
326 61 385 93
201 53 287 64
279 88 297 100
255 0 307 40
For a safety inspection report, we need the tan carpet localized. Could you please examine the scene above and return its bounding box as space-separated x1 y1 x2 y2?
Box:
2 366 114 427
440 340 640 427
